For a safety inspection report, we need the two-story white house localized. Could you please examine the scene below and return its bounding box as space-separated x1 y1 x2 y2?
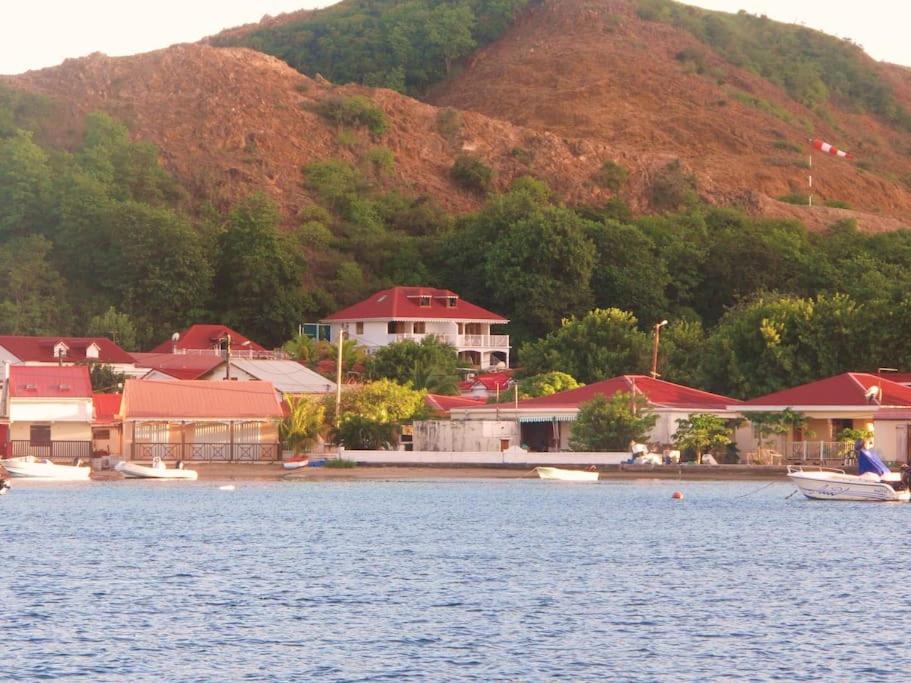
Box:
321 287 510 369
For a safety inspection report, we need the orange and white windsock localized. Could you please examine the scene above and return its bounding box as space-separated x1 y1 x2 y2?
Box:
810 138 853 159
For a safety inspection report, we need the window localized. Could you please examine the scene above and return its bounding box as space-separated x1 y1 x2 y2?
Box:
85 343 100 359
413 322 426 334
419 295 431 307
93 429 111 440
30 425 51 445
387 321 406 334
355 322 364 335
447 296 458 308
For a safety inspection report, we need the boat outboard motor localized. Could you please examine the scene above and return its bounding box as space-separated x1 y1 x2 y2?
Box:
901 465 911 491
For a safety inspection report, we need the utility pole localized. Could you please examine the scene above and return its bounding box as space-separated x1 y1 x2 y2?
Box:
808 154 813 207
650 320 668 379
224 334 232 380
335 328 345 427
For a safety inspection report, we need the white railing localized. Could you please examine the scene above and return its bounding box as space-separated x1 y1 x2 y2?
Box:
388 333 509 349
170 348 288 360
789 441 855 464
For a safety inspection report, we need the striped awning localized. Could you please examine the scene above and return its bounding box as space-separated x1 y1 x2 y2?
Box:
518 415 577 423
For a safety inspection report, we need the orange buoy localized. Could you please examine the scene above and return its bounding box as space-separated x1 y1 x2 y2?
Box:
672 491 684 500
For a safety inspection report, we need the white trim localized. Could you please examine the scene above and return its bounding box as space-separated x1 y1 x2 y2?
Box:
322 317 508 324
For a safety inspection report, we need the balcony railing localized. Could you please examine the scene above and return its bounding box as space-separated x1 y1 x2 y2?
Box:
131 442 280 462
389 333 509 349
9 440 93 461
170 348 288 360
789 441 855 465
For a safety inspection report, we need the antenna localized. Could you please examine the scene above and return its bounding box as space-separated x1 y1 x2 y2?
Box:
865 385 881 403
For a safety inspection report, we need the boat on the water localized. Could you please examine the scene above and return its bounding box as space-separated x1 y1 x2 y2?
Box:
787 466 910 502
535 466 599 482
282 454 310 470
0 456 91 481
0 478 9 495
115 457 198 480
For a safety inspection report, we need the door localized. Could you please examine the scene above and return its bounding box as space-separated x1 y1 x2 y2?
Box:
898 425 910 464
0 424 7 457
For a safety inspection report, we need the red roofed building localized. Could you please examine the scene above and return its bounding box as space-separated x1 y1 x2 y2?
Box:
0 366 94 459
148 324 268 356
0 335 139 375
444 375 743 453
741 372 911 463
92 393 123 457
321 287 510 369
131 352 225 380
119 379 283 462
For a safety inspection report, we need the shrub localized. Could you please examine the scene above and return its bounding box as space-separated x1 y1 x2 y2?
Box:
365 146 395 176
317 95 388 136
332 416 397 450
451 154 493 193
324 457 359 468
773 140 802 153
337 128 359 148
650 160 697 210
778 193 810 205
595 160 629 191
824 199 852 209
436 108 461 140
510 146 534 165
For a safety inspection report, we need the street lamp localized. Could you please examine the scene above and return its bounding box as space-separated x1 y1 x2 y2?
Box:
650 320 668 379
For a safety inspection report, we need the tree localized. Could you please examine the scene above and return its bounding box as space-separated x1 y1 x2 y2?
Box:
519 308 650 384
0 129 51 237
0 235 71 335
89 364 126 393
214 193 307 347
328 379 427 426
283 333 318 365
364 337 460 394
570 392 657 452
673 413 733 463
332 416 397 450
86 307 139 351
517 372 581 398
281 396 326 455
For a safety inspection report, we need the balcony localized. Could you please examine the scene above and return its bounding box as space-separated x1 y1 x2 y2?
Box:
389 333 509 349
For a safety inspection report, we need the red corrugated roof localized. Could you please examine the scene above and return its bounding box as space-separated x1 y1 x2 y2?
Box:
425 394 487 415
9 366 93 398
467 375 739 411
0 335 135 364
322 287 507 322
148 324 266 353
873 372 911 385
120 379 283 420
93 393 122 423
131 352 223 379
743 373 911 407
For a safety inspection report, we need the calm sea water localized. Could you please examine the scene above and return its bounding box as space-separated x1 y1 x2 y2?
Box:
2 477 909 681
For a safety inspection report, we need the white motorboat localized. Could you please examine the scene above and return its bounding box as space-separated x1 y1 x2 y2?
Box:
787 466 910 502
282 455 310 470
535 466 599 482
0 456 91 481
115 457 198 480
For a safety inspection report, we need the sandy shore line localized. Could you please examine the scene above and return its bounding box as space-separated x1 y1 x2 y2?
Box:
87 463 791 481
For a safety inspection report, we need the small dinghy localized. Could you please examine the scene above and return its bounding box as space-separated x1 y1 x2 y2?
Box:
535 466 599 482
115 457 198 480
0 456 91 481
0 478 10 495
282 454 310 470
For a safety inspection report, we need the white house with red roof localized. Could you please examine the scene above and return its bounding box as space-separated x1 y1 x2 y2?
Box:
148 324 278 358
443 374 745 453
0 335 140 376
321 287 510 369
740 372 911 463
0 365 95 460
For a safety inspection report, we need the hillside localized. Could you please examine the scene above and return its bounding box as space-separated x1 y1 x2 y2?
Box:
3 44 620 217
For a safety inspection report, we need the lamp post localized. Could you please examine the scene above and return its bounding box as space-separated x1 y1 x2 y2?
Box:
650 320 668 380
335 328 345 428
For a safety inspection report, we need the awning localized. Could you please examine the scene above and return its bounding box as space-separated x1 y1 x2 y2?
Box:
518 415 577 423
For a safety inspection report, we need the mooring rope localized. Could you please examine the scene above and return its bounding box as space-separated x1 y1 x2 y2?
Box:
733 480 779 499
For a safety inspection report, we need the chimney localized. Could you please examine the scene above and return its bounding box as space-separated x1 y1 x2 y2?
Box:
171 332 180 354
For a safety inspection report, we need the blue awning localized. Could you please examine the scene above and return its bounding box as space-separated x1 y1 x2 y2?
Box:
518 415 577 423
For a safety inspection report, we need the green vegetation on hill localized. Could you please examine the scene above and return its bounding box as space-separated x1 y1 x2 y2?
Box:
637 0 911 130
213 0 536 94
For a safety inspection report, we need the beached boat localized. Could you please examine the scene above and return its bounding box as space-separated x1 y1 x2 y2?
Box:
282 454 310 470
0 456 91 481
787 466 910 502
115 457 198 480
535 466 599 482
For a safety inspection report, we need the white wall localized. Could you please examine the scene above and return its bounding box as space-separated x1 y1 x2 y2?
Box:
874 420 910 464
10 398 93 422
415 420 520 451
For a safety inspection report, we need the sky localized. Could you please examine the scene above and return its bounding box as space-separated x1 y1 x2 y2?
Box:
0 0 908 76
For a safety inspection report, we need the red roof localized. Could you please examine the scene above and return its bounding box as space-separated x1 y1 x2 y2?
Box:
149 324 266 353
873 372 911 385
322 287 507 322
120 379 283 420
8 366 93 398
131 352 223 380
743 373 911 408
425 394 486 415
466 375 739 411
0 335 135 364
93 393 122 423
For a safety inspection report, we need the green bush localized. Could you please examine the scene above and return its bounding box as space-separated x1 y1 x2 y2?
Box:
650 160 697 210
773 140 802 153
595 160 629 191
451 154 494 193
436 108 462 140
317 95 388 136
324 457 359 468
778 193 810 205
365 146 395 176
824 199 852 209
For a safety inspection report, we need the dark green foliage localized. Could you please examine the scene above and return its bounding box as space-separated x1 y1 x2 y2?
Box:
773 139 802 153
779 193 810 205
649 160 697 210
569 392 657 452
824 199 851 209
595 160 629 191
450 154 493 193
332 416 397 450
637 0 911 130
216 0 534 94
0 235 71 335
364 337 460 394
86 308 139 352
89 364 127 393
436 108 462 140
317 95 388 136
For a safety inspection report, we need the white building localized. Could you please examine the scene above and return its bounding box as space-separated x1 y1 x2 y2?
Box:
0 335 142 377
321 287 510 369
